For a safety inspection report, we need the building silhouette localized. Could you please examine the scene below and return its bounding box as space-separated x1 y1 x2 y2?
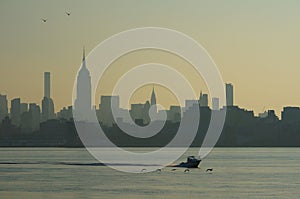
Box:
4 77 300 147
98 96 120 127
57 106 73 120
128 100 153 125
74 47 92 121
10 98 21 126
0 94 8 122
184 100 198 111
24 103 41 132
199 91 208 107
20 103 28 114
167 105 181 123
44 71 50 98
150 86 157 113
41 72 55 122
142 101 151 124
226 83 234 107
281 107 300 123
31 103 40 130
212 97 219 110
130 103 145 124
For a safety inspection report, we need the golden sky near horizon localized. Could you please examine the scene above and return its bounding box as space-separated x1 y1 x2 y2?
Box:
1 0 300 117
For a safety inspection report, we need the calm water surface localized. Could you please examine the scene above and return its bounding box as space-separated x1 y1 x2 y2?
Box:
0 147 299 199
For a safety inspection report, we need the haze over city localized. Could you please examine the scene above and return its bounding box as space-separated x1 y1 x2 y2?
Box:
1 0 300 117
2 2 300 199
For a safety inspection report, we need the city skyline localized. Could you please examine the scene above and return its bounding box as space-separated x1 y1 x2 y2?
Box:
0 41 297 123
0 66 296 122
1 1 300 117
0 66 298 119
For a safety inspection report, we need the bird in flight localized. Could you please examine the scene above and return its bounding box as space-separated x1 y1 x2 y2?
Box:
66 11 71 16
41 18 47 23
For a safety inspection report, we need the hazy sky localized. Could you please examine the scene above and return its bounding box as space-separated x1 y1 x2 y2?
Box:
1 0 300 117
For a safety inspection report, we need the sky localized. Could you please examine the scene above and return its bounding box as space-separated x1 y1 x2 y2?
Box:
0 0 300 117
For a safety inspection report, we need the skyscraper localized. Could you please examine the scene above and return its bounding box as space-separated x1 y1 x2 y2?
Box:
44 72 50 98
212 97 220 110
42 72 55 122
0 94 8 122
11 98 21 126
150 86 157 113
226 83 234 107
20 103 28 114
74 47 92 121
29 103 40 131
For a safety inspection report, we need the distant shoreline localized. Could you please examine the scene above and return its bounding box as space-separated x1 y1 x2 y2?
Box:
0 146 299 148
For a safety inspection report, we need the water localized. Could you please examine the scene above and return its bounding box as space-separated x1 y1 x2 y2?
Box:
0 148 299 199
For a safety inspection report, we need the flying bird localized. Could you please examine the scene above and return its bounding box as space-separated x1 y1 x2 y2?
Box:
66 11 71 16
41 18 47 23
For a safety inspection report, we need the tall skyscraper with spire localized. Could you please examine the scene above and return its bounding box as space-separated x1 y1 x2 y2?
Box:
41 72 55 122
150 85 157 113
74 47 92 121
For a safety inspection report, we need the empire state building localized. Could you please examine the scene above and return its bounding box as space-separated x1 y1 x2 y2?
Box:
74 47 92 121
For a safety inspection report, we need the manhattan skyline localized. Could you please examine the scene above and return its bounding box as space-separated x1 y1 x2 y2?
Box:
0 47 298 119
1 1 300 116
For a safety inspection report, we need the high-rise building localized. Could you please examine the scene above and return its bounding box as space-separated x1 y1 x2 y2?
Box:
130 103 145 123
11 98 21 126
42 72 55 122
29 103 40 131
98 96 120 127
0 94 8 122
226 83 234 107
20 103 28 114
44 72 50 98
199 92 208 107
212 97 220 110
150 86 157 113
42 97 55 121
20 103 29 131
281 107 300 123
74 47 92 121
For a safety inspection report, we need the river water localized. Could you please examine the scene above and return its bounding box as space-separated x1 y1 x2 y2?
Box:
0 147 299 199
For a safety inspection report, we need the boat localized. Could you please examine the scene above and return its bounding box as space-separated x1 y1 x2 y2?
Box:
169 156 201 168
